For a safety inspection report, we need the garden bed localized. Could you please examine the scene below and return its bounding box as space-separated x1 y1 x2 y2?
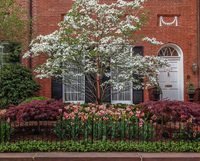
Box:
0 100 200 150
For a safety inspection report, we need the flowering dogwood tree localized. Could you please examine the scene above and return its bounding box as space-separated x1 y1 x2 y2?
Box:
24 0 169 104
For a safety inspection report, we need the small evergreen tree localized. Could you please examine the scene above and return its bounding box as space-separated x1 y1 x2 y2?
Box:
0 63 40 109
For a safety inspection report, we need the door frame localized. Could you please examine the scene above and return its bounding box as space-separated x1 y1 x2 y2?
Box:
157 43 184 101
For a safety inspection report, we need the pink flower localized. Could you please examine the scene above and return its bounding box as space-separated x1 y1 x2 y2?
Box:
85 107 90 112
64 113 70 120
73 106 78 110
99 105 106 110
141 112 145 117
71 122 74 126
100 110 105 115
126 108 131 112
90 109 96 114
84 115 89 120
70 112 75 117
78 112 84 116
130 107 134 110
128 111 134 116
139 118 144 123
64 106 70 110
148 106 152 110
58 109 62 114
122 110 126 115
109 105 114 109
105 110 111 115
69 103 74 107
117 108 123 112
74 109 78 114
96 112 101 116
139 123 143 127
180 114 186 119
136 110 141 114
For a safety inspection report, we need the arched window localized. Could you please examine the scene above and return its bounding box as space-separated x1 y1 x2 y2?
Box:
158 46 179 56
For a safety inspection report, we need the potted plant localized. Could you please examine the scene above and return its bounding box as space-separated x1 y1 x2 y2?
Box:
187 81 196 102
152 84 162 101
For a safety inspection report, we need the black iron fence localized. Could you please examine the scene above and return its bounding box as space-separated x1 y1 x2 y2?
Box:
1 115 200 145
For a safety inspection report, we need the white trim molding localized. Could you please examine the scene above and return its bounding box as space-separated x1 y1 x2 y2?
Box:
157 43 184 101
159 16 178 26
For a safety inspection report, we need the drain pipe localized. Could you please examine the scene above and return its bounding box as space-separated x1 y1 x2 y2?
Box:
28 0 32 69
198 0 200 87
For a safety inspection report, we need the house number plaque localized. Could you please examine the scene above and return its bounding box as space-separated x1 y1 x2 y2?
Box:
165 85 172 87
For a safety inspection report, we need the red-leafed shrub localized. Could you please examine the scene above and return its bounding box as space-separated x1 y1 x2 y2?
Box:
138 100 200 122
3 99 65 121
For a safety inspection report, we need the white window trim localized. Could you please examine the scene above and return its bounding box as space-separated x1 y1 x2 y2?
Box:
111 46 133 104
62 64 85 104
0 42 9 68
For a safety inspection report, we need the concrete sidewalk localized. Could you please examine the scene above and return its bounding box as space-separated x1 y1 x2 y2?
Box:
0 152 200 161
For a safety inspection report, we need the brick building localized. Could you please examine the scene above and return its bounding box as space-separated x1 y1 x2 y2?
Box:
12 0 200 103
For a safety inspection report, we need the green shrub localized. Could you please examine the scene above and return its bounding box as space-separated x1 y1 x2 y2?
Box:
0 63 40 109
0 140 199 152
22 96 50 104
80 103 89 107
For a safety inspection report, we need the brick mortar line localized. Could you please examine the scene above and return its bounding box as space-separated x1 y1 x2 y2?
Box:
137 152 143 161
32 153 38 161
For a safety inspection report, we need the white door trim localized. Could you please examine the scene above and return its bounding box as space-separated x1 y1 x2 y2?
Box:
157 43 184 101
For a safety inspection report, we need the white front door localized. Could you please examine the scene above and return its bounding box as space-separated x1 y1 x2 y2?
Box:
158 57 182 100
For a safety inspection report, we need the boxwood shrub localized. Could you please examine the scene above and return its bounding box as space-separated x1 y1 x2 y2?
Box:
0 63 40 109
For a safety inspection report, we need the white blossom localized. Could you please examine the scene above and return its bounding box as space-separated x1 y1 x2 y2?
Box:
25 0 169 97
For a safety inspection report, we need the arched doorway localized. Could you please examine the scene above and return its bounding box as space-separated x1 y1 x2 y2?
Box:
157 43 184 101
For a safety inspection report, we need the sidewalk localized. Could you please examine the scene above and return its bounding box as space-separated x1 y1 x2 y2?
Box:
0 152 200 161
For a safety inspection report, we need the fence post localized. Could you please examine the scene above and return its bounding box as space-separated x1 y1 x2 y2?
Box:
92 115 94 144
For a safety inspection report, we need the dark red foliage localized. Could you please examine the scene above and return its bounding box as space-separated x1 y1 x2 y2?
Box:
3 99 65 122
138 100 200 122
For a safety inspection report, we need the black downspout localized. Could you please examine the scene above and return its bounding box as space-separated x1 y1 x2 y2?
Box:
198 0 200 87
29 0 32 69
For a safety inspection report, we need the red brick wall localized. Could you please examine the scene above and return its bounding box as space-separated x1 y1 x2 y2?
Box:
19 0 199 101
141 0 198 101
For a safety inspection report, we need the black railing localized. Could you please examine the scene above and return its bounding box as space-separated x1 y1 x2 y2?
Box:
1 115 200 146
